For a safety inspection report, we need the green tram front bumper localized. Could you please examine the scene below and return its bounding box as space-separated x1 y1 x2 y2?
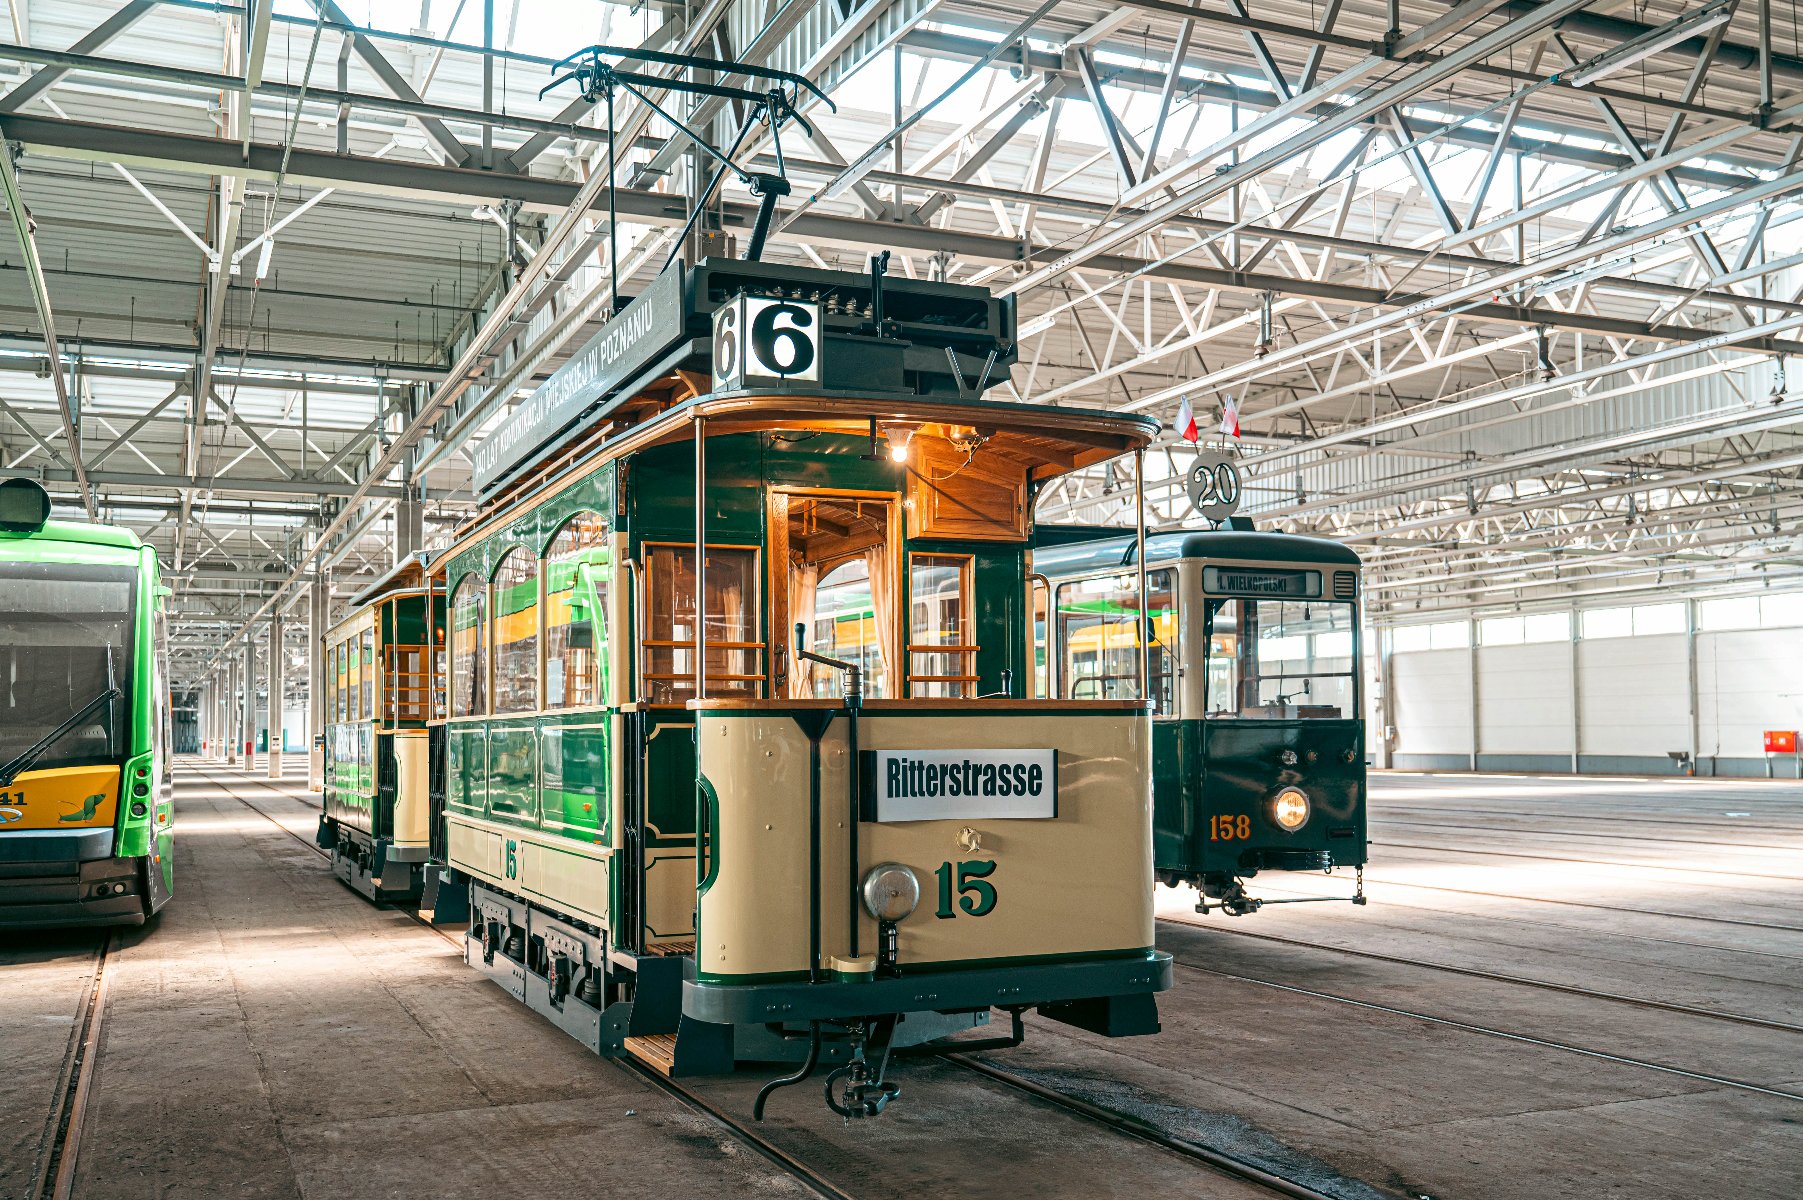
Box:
683 950 1173 1032
0 829 146 928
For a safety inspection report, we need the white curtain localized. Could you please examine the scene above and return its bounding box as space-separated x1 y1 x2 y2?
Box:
863 546 896 697
787 562 818 697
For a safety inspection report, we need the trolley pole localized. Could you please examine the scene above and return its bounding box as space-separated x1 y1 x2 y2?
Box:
268 616 284 781
242 635 258 773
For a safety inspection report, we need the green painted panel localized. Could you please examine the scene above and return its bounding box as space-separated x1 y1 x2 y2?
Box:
643 715 696 846
540 713 608 842
487 720 539 823
447 723 487 817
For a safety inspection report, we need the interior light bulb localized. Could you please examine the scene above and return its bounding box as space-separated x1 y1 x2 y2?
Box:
888 439 908 463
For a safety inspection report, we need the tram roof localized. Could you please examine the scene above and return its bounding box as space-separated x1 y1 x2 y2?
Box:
604 390 1158 469
1032 527 1362 576
0 520 143 553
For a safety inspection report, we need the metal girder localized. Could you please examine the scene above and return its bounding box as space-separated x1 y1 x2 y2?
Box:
1008 0 1599 295
0 41 610 142
0 138 92 516
898 28 1757 192
300 0 470 166
0 0 155 114
1073 49 1137 188
0 465 409 499
202 0 743 667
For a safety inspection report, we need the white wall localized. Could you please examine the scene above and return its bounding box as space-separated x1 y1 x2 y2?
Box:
1388 615 1803 776
1477 642 1574 755
1697 629 1803 759
1391 648 1472 758
1577 634 1689 757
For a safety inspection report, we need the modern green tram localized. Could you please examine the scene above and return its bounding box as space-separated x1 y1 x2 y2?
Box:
0 478 175 928
316 555 442 902
418 256 1174 1116
1033 527 1369 915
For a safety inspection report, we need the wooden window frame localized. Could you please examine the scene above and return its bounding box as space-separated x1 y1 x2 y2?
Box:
907 551 979 697
642 540 766 702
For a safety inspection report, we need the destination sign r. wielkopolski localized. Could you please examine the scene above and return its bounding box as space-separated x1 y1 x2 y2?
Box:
471 262 685 494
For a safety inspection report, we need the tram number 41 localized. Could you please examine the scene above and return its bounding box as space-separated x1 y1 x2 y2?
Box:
1209 814 1252 841
934 859 998 919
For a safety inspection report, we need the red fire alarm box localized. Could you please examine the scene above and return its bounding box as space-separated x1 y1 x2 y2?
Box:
1765 730 1798 754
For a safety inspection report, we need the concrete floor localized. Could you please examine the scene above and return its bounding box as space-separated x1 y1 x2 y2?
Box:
3 766 1798 1199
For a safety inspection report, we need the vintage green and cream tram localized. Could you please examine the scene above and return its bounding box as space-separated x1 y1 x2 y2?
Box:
0 478 175 928
316 554 441 902
421 257 1172 1116
1034 526 1368 915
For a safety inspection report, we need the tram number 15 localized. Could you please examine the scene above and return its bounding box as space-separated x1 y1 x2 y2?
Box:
935 859 998 919
1209 814 1252 841
504 838 519 881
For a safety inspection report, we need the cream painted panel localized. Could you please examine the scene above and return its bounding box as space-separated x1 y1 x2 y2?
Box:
696 711 1153 979
392 731 431 850
521 838 611 926
644 851 698 939
448 816 503 881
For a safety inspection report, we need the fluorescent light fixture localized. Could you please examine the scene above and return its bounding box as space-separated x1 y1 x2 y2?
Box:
1017 313 1057 339
1565 2 1734 87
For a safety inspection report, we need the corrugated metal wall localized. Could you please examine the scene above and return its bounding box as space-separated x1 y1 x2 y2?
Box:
1387 624 1803 776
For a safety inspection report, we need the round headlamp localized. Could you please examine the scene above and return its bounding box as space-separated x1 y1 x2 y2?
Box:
1270 787 1311 831
861 863 921 922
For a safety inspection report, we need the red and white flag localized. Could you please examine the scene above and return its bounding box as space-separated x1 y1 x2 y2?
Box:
1174 396 1201 443
1221 394 1241 439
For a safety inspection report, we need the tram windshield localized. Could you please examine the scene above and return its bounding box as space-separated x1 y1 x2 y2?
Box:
0 562 135 768
1203 597 1355 719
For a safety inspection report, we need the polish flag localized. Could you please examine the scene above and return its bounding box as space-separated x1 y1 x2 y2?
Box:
1174 396 1200 443
1221 394 1241 439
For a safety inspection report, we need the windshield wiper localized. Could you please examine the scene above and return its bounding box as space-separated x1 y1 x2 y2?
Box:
0 644 121 788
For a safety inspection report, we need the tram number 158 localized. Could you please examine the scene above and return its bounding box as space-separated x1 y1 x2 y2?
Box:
935 859 998 918
1209 814 1252 841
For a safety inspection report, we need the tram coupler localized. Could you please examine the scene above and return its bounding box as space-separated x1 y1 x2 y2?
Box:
826 1016 900 1120
1196 882 1261 916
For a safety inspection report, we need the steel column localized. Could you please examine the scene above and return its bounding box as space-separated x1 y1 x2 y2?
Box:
268 616 283 779
242 635 257 772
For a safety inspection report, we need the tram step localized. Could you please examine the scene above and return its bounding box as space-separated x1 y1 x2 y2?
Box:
623 1033 680 1075
646 939 695 958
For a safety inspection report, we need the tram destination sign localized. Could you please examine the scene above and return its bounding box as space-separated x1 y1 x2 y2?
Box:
861 749 1058 822
1202 566 1322 598
471 262 686 495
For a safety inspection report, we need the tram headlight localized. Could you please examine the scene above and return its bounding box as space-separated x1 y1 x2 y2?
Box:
861 863 921 922
1270 788 1311 831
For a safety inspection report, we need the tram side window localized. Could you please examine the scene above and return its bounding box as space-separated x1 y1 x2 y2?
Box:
1055 571 1177 712
908 554 977 699
644 543 762 704
1203 597 1355 719
449 576 488 717
360 629 375 720
544 514 610 710
1031 577 1050 699
491 548 540 715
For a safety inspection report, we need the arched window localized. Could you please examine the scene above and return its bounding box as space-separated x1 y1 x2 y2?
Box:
449 574 487 717
544 513 609 709
490 548 539 714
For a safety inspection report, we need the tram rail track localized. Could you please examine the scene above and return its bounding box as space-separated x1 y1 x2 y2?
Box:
942 1054 1357 1200
1370 817 1803 853
1159 917 1803 1035
29 932 112 1200
1373 842 1800 882
191 764 1365 1200
1350 875 1803 932
189 766 864 1200
1168 956 1803 1103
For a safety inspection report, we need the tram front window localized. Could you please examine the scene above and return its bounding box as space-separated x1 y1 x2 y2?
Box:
1204 597 1355 719
1055 571 1176 712
0 563 134 768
